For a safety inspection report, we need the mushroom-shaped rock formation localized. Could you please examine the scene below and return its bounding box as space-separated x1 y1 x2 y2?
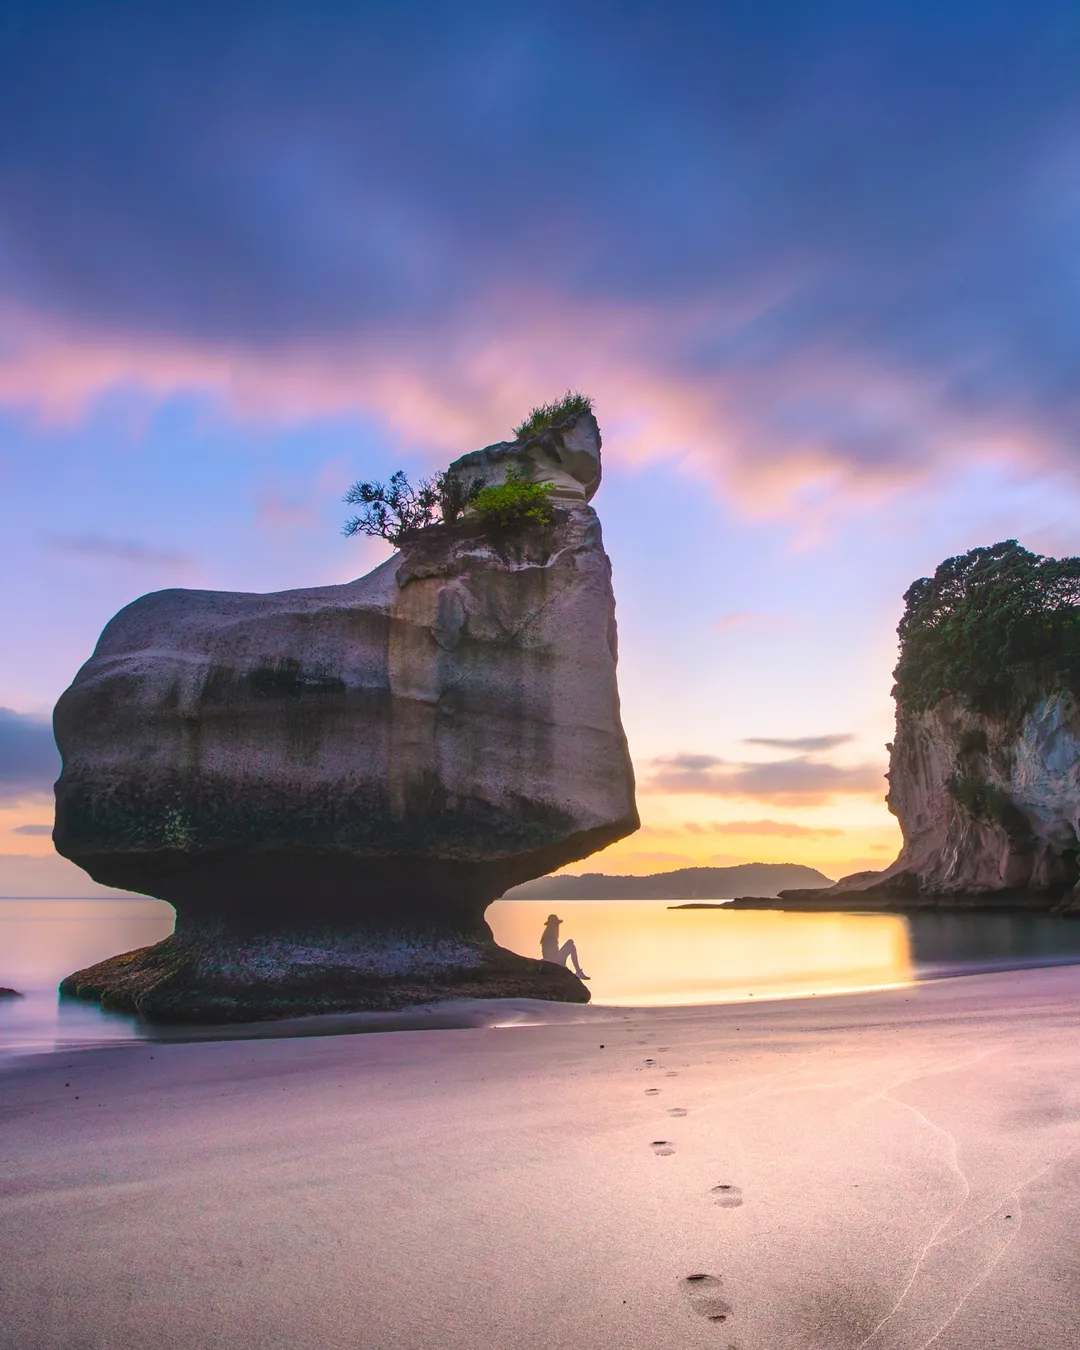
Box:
56 411 638 1021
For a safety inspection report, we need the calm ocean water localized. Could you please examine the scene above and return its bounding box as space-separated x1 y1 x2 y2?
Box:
3 896 1080 1061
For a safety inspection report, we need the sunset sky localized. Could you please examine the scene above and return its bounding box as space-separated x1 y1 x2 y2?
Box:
3 1 1080 892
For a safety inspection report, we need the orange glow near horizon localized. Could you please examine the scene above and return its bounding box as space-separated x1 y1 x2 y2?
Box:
0 790 904 891
487 900 914 1006
557 795 903 879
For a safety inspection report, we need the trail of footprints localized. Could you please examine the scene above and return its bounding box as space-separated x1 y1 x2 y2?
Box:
642 1054 743 1331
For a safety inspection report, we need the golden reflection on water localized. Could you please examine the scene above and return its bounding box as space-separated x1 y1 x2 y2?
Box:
486 900 914 1005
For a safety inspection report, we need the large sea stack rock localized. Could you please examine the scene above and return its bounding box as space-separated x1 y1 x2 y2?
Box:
56 411 638 1020
779 542 1080 912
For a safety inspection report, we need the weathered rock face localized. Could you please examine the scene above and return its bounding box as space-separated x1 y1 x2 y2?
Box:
55 412 638 1019
785 690 1080 911
774 540 1080 914
880 693 1080 897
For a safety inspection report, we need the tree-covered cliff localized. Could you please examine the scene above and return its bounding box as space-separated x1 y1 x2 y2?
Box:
781 542 1080 909
893 540 1080 716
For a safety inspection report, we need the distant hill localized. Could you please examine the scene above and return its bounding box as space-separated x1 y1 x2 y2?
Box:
503 863 835 901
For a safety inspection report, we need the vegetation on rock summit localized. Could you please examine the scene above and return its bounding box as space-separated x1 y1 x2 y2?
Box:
893 539 1080 716
342 469 481 544
342 394 590 544
471 468 555 530
512 391 593 441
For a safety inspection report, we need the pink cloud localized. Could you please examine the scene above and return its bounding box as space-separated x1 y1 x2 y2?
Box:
556 848 699 875
0 294 1063 529
255 493 321 537
687 819 844 838
715 610 793 631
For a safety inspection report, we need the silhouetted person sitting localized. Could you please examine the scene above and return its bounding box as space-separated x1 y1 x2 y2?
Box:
541 914 589 979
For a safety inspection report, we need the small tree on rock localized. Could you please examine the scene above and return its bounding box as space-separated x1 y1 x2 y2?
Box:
343 391 592 544
342 471 484 544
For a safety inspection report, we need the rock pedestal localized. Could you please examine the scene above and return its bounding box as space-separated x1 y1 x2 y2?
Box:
55 412 638 1020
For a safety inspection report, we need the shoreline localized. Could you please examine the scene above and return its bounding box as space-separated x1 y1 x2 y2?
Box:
8 941 1080 1066
726 891 1080 914
4 965 1080 1348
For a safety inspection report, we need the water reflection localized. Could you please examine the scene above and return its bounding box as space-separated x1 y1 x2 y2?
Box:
5 897 1080 1058
908 912 1080 976
0 898 175 1059
489 900 915 1006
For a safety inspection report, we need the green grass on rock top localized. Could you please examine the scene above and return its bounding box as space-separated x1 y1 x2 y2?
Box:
513 391 593 441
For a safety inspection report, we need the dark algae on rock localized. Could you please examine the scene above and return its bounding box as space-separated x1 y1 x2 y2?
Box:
54 407 638 1021
775 541 1080 912
57 928 587 1024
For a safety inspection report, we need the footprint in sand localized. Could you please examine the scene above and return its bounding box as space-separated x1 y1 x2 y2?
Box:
667 1107 688 1116
651 1140 676 1156
645 1088 661 1096
665 1071 679 1077
711 1184 744 1208
681 1273 733 1323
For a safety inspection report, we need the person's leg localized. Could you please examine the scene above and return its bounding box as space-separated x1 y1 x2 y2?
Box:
558 939 587 977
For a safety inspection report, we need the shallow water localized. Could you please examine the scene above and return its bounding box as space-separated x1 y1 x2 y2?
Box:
488 900 914 1005
0 898 175 1060
3 895 1080 1060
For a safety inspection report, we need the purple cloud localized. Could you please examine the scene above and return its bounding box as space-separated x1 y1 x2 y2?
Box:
744 734 854 752
0 708 59 804
647 752 886 805
0 1 1078 503
47 535 194 570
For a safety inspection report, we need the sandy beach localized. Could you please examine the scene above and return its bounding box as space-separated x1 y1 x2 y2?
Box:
3 966 1080 1350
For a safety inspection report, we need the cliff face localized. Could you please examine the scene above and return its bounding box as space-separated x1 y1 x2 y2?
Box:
791 681 1080 910
55 411 639 1019
875 692 1080 898
778 691 1080 912
779 541 1080 912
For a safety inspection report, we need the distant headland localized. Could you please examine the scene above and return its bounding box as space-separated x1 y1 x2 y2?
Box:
503 863 835 901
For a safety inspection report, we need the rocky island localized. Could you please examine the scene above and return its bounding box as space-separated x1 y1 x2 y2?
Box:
746 541 1080 914
55 403 638 1020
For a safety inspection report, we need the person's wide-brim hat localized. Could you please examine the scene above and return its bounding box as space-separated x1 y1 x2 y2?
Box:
546 914 562 923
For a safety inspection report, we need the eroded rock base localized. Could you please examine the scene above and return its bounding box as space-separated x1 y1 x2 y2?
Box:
59 924 589 1023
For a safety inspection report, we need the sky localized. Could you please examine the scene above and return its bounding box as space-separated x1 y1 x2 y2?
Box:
3 0 1080 892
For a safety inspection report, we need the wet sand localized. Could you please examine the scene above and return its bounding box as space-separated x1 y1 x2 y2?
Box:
3 966 1080 1349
